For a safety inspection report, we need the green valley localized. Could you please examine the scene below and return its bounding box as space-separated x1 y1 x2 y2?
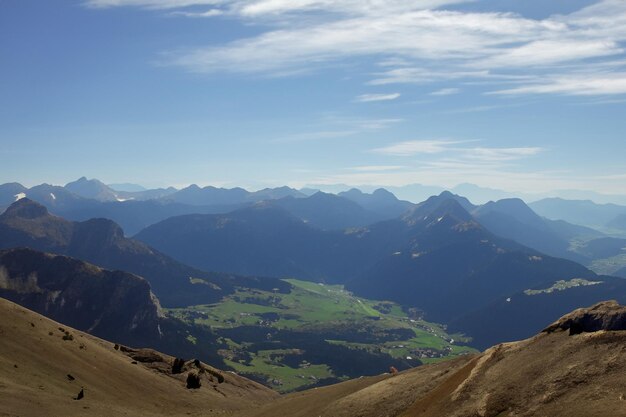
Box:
167 278 475 392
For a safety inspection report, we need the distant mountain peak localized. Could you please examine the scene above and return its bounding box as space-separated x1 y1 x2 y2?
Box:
372 188 396 198
475 198 545 230
64 177 118 202
2 198 49 219
403 195 473 226
66 176 100 186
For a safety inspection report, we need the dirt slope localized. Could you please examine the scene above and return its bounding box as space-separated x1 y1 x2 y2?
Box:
238 301 626 417
0 297 278 417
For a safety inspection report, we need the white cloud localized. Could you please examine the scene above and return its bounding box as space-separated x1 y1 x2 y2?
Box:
237 0 471 17
463 147 544 161
491 72 626 96
371 140 544 161
355 93 401 102
169 8 223 17
371 139 464 156
323 116 403 130
475 39 622 68
430 87 460 96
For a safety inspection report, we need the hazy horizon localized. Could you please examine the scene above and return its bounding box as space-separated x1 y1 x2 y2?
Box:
6 175 626 206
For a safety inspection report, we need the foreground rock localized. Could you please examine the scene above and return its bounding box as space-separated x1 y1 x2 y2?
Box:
543 300 626 334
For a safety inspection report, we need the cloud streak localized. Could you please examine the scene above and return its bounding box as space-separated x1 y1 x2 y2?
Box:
371 139 466 156
355 93 401 102
371 139 544 162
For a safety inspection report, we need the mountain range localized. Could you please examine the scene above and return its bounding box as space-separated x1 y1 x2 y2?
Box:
530 197 626 233
135 191 626 347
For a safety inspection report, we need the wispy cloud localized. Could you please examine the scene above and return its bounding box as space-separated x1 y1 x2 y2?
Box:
371 140 544 162
323 116 404 130
372 139 465 156
491 72 626 96
355 93 401 102
273 116 403 143
430 87 460 96
169 8 223 17
349 165 406 172
463 147 544 161
272 130 357 143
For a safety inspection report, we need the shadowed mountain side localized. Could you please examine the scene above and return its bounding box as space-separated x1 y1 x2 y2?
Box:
60 199 250 236
347 241 598 324
236 301 626 417
0 297 278 417
0 199 290 307
135 204 361 280
269 192 384 230
448 277 626 349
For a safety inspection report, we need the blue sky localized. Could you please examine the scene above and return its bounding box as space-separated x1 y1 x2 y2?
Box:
1 0 625 196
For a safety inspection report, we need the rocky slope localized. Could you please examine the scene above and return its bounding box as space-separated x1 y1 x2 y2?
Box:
0 297 277 417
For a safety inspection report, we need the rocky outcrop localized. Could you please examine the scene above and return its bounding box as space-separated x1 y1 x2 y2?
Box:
542 300 626 335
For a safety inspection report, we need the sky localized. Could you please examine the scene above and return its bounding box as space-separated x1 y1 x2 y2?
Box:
1 0 625 197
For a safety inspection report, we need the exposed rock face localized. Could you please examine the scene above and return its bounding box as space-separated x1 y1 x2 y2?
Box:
0 248 163 346
543 300 626 335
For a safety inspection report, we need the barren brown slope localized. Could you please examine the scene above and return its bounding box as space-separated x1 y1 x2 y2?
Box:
237 301 626 417
235 356 476 417
0 298 278 417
